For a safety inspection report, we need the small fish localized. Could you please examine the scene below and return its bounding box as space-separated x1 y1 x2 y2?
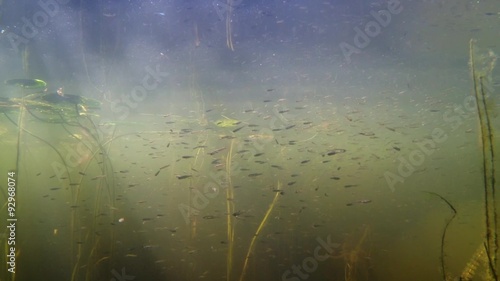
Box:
182 155 194 159
208 147 226 155
346 199 372 206
393 146 401 151
232 126 245 133
193 145 207 149
203 215 216 219
344 184 358 188
300 160 310 164
326 149 346 156
50 187 61 191
278 110 289 114
263 99 272 102
359 132 375 136
119 170 129 173
285 125 296 130
176 175 192 180
248 173 262 177
254 153 264 157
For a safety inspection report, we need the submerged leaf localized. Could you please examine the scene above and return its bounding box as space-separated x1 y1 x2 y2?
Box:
5 79 47 89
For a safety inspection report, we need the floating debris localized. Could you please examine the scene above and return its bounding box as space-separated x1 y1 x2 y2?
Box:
215 117 241 127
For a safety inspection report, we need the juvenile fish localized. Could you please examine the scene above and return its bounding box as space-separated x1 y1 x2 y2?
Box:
346 199 372 206
232 126 245 133
326 149 346 156
208 147 226 155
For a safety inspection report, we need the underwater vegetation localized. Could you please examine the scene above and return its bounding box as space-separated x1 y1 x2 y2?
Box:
433 40 499 281
0 39 497 281
0 79 118 281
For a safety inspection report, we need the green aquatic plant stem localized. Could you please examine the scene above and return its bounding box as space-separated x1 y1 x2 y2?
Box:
469 39 498 281
239 182 281 281
226 139 235 281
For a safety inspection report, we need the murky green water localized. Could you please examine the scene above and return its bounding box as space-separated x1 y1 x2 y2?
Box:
1 0 499 280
